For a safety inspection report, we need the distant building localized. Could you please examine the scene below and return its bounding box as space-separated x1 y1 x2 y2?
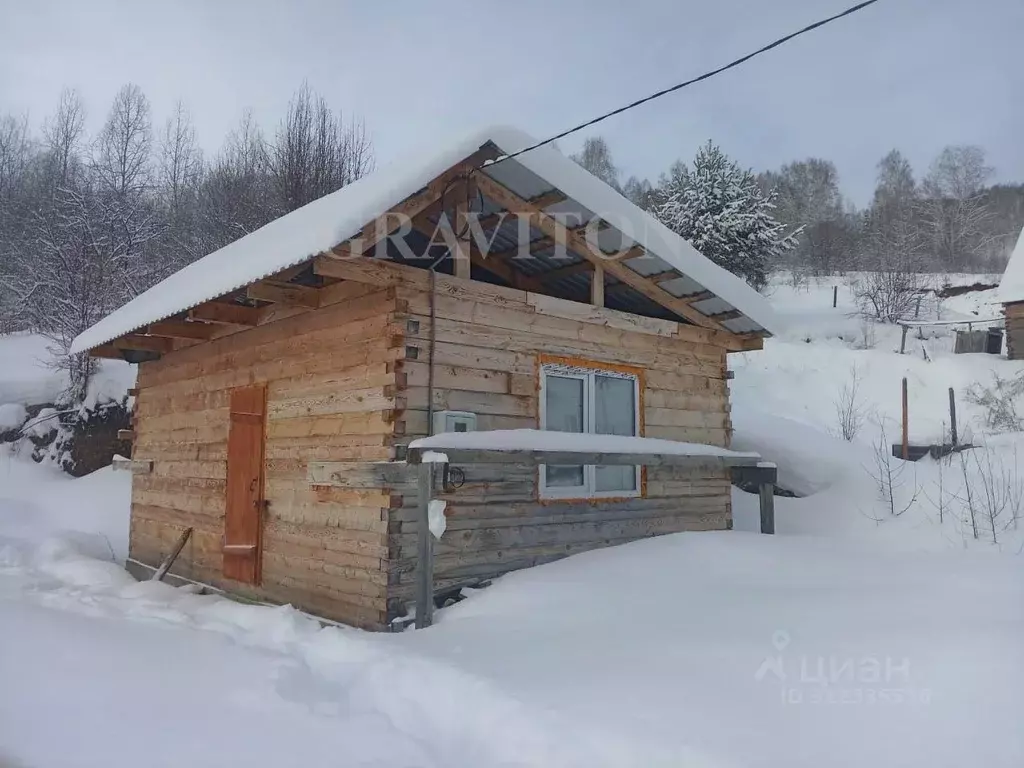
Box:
998 226 1024 360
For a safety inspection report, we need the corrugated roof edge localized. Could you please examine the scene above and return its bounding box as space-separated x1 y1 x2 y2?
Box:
71 125 777 354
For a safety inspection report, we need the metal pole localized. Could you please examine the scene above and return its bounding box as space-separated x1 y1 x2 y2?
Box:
948 387 958 446
901 377 909 461
415 463 435 628
899 325 908 355
759 481 775 535
832 285 838 308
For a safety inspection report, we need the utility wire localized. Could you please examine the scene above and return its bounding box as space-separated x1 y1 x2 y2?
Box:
488 0 883 166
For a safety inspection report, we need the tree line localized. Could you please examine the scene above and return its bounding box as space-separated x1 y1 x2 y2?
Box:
0 84 373 397
572 136 1024 288
2 83 1023 399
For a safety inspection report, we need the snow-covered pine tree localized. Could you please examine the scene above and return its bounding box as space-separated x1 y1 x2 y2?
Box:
655 141 796 291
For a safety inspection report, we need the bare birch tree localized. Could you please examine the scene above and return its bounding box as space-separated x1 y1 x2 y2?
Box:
268 83 374 214
920 145 995 271
91 83 161 297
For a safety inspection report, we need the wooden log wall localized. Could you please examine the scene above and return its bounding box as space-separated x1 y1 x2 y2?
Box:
127 255 747 629
129 287 404 628
381 263 736 621
1005 302 1024 360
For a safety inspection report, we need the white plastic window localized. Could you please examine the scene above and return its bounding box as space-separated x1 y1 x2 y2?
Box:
539 363 641 499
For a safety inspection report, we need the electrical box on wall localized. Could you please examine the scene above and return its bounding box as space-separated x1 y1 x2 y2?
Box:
433 410 477 434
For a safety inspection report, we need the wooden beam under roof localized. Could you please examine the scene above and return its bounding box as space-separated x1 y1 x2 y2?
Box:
487 235 555 261
473 191 572 233
189 302 260 326
407 205 549 293
471 172 730 333
111 334 175 354
88 345 127 360
328 145 500 260
679 289 715 305
146 320 219 341
247 280 320 308
541 260 593 282
528 189 568 209
709 309 743 322
648 270 679 283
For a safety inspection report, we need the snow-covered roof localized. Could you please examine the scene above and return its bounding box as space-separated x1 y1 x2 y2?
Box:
72 126 776 354
997 225 1024 304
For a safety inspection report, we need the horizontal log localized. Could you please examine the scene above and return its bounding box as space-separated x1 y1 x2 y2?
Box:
113 457 152 474
268 386 396 420
389 520 729 579
407 447 758 469
306 460 410 489
392 509 728 556
402 387 533 417
266 410 395 439
398 410 534 438
401 360 510 394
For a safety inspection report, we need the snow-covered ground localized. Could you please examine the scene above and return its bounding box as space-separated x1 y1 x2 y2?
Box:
2 274 1023 767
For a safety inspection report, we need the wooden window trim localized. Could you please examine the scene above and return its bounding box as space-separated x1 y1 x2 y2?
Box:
536 354 647 502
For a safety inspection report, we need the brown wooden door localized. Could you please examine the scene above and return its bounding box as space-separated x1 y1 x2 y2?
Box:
223 384 267 584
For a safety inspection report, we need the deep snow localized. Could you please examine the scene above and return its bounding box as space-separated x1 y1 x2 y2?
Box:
2 271 1024 767
1 487 1021 768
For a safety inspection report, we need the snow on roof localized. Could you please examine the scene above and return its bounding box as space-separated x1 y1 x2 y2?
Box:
997 225 1024 304
72 126 776 354
409 428 762 460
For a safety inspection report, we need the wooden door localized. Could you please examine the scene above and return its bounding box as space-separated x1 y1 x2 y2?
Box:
223 384 267 584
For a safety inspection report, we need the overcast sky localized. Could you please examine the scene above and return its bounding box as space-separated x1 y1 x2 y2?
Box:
1 0 1021 205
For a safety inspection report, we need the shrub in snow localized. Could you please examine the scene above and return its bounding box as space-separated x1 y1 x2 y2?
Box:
965 373 1024 432
849 270 925 324
654 141 797 292
23 407 60 441
865 428 920 519
833 366 865 442
958 447 1024 544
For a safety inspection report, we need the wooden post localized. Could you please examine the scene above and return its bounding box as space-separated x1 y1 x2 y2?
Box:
152 527 192 582
899 325 909 354
452 194 471 280
948 387 958 446
591 264 605 307
415 463 435 628
759 481 775 535
901 377 909 460
832 285 838 308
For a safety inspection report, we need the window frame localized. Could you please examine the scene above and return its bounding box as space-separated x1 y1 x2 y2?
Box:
538 361 642 500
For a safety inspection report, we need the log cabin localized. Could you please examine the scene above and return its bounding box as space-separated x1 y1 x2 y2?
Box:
999 225 1024 360
71 126 777 629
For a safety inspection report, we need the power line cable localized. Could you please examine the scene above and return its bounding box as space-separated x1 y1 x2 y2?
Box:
487 0 883 167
